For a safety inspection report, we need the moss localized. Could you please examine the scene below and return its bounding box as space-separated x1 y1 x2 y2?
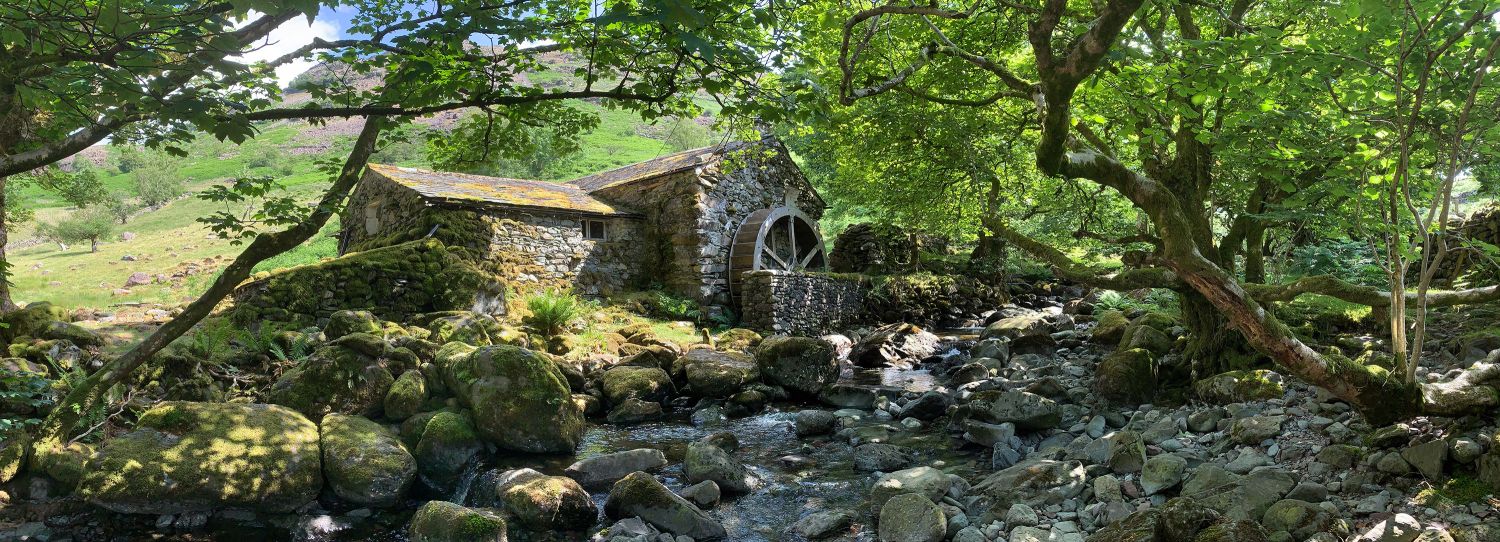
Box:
1194 370 1285 404
602 365 676 405
267 344 395 421
1 432 31 484
325 310 382 340
1093 310 1129 344
0 301 68 343
715 328 763 351
408 500 507 542
1097 348 1157 404
384 370 429 421
459 346 585 453
1414 474 1493 506
319 413 416 507
76 402 322 514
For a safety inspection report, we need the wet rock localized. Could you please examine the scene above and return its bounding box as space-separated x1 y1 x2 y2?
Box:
794 509 856 540
408 500 505 542
962 420 1016 448
602 365 676 406
755 336 839 397
1141 453 1188 495
496 469 598 531
878 493 946 542
870 467 954 512
855 443 914 472
77 402 321 514
607 398 664 425
820 384 880 409
680 349 759 397
605 471 726 539
851 323 941 368
680 480 720 509
1229 416 1284 445
565 448 669 488
319 414 416 507
413 410 483 493
973 458 1087 510
795 409 838 437
684 436 754 494
971 391 1060 431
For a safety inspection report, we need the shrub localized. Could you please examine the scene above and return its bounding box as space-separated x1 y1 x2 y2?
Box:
524 290 586 336
644 291 700 322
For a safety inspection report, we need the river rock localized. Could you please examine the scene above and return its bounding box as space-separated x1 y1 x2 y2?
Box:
1400 439 1448 480
972 391 1060 431
1261 499 1332 539
1102 430 1146 473
855 443 914 472
1353 513 1422 542
77 402 321 514
981 312 1050 342
681 349 760 397
412 410 483 492
439 344 584 453
870 467 953 512
496 469 598 531
850 323 940 368
755 336 839 397
680 480 721 509
601 365 675 406
1230 415 1284 445
604 471 726 539
320 414 416 507
1140 453 1188 495
1096 348 1156 403
898 392 952 421
795 509 856 539
972 458 1087 510
607 398 664 425
384 369 428 421
565 448 669 488
408 500 506 542
1091 310 1129 344
268 342 394 420
684 436 754 493
1181 465 1296 521
795 409 838 436
1194 370 1285 404
878 493 946 542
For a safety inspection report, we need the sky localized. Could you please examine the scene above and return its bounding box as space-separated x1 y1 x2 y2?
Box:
234 7 356 88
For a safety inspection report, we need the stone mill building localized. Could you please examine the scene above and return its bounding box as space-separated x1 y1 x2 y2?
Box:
339 135 831 314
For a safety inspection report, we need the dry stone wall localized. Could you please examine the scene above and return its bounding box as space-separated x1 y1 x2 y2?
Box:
740 271 867 335
482 213 646 297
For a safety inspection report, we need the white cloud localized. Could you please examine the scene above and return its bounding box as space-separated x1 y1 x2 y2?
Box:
234 13 342 88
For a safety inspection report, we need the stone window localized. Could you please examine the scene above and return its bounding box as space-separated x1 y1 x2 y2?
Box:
583 219 607 240
365 200 382 235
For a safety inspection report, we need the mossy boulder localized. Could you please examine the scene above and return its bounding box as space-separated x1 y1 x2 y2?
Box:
684 436 754 494
715 328 764 352
1097 348 1157 404
32 441 92 491
427 312 525 347
495 469 599 531
604 471 727 539
325 310 382 340
1194 370 1285 404
268 344 394 421
443 345 584 453
1 433 29 484
77 402 321 514
384 369 429 421
1260 499 1331 539
679 349 759 398
1119 312 1176 352
408 500 507 542
0 301 68 343
320 414 416 507
878 492 946 542
38 321 103 347
754 336 838 397
601 365 676 406
413 410 483 493
618 345 678 371
1092 310 1129 345
981 313 1051 342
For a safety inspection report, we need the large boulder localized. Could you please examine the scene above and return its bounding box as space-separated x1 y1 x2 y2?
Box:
850 323 940 368
0 301 68 343
409 500 507 542
981 312 1051 342
1091 310 1129 344
494 468 598 531
1180 465 1296 522
1086 498 1268 542
1096 348 1156 404
39 321 104 347
325 310 382 340
268 342 395 420
878 492 946 542
684 437 754 494
565 448 669 488
426 312 521 347
969 391 1060 431
869 467 954 512
1194 370 1285 404
680 349 759 397
320 414 416 507
441 344 584 453
973 459 1087 511
601 365 676 406
605 471 726 539
755 336 839 397
77 402 321 514
384 369 429 421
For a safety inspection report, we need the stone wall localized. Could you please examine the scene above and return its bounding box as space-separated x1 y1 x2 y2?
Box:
482 213 646 297
231 239 506 328
340 172 431 253
740 270 867 335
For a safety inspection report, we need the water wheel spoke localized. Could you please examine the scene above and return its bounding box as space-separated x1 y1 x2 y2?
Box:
798 248 822 270
761 247 790 269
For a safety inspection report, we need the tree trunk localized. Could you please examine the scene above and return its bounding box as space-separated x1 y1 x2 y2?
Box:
35 119 385 449
89 237 98 253
0 175 14 311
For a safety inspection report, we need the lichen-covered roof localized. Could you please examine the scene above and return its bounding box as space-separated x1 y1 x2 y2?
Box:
366 163 637 217
568 143 741 192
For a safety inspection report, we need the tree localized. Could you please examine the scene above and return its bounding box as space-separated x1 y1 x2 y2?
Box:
131 152 184 208
102 192 139 225
820 0 1500 423
38 207 115 253
665 117 711 151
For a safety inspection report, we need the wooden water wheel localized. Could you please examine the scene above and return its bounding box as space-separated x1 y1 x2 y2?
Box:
728 206 828 303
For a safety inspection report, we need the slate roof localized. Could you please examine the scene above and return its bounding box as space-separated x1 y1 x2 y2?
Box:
366 163 637 217
568 143 739 192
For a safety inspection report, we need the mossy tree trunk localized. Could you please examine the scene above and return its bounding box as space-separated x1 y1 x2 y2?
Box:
35 119 386 450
